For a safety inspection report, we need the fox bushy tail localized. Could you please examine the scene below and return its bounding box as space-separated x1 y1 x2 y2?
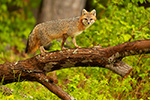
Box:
25 30 39 54
25 38 30 53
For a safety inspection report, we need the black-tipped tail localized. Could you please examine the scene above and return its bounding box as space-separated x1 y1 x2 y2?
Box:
25 38 29 53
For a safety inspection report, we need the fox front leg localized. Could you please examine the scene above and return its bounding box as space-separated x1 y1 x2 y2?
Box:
71 36 81 48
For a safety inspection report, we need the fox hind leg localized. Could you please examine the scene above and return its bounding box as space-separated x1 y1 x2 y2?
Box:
61 34 68 50
40 46 48 55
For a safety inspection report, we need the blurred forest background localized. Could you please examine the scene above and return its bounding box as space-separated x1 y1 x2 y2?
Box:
0 0 150 100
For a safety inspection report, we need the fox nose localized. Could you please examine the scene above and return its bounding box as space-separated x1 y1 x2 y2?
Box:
88 22 90 24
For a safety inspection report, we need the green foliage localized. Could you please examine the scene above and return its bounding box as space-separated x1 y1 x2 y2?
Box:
0 0 150 100
0 0 39 63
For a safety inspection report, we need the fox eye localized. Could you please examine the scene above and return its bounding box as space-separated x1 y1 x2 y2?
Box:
84 18 88 20
90 18 93 20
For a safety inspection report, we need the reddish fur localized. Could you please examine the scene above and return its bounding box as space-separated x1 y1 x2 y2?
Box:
78 15 86 31
28 39 39 54
25 28 40 54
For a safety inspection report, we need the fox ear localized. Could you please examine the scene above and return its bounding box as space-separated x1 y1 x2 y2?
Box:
90 9 96 16
82 9 88 15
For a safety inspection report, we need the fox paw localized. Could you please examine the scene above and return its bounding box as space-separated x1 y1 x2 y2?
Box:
41 51 49 56
61 47 66 50
76 46 81 48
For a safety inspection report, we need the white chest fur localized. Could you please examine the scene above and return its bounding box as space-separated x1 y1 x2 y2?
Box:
73 31 83 37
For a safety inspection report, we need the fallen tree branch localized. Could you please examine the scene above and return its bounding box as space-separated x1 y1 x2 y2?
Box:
0 39 150 100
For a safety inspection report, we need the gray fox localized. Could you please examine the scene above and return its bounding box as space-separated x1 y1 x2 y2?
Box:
25 9 96 55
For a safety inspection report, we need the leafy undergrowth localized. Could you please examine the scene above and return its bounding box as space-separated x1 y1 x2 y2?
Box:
0 0 150 100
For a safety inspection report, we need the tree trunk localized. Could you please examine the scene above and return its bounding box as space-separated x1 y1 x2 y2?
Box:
35 0 86 24
0 39 150 100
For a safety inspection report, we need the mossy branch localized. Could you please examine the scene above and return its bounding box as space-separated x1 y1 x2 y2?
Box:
0 39 150 100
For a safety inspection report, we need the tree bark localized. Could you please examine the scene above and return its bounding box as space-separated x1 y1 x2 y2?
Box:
0 39 150 100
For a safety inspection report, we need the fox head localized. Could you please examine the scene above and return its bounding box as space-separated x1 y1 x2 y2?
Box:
81 9 96 27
